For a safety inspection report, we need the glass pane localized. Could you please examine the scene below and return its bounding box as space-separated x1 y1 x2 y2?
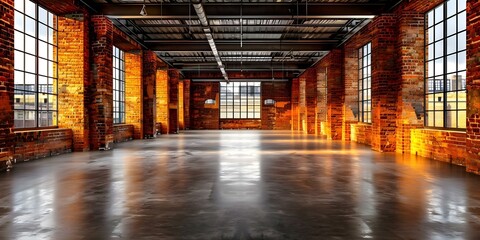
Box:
426 111 434 126
445 110 457 128
434 58 443 76
14 50 24 71
434 40 444 58
427 61 434 78
38 24 48 42
428 44 434 61
15 0 24 11
458 12 466 32
427 10 434 27
446 54 456 73
434 23 443 41
458 51 466 71
14 110 25 128
428 27 434 43
458 31 466 51
38 40 47 59
458 0 466 11
25 54 36 73
39 7 48 24
38 58 47 76
446 35 456 55
25 0 36 18
446 0 456 17
434 5 444 24
446 16 456 36
14 70 24 86
25 94 36 110
25 17 36 37
25 35 36 55
458 110 466 128
434 111 444 127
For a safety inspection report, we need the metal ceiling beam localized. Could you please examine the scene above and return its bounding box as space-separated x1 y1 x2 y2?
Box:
147 42 336 52
132 23 349 28
172 62 311 70
99 3 385 19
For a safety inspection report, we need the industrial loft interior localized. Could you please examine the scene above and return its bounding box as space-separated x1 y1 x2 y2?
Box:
1 0 480 239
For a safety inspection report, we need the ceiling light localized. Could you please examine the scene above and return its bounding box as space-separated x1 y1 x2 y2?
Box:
140 4 147 16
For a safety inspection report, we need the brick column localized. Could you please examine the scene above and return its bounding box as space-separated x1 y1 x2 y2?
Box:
90 16 113 150
466 0 480 174
325 49 344 140
291 78 299 131
125 51 143 139
316 69 328 136
305 68 317 134
299 76 306 132
0 0 14 168
261 82 276 130
178 80 185 130
371 15 398 152
142 51 157 138
183 79 191 130
58 13 90 151
156 69 169 134
343 44 359 141
168 70 179 134
395 12 425 153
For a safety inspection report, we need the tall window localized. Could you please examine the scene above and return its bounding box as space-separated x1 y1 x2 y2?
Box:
358 42 372 123
220 82 261 119
14 0 58 128
425 0 466 128
113 46 125 124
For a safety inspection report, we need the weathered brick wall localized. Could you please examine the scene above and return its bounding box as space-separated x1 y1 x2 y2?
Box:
178 81 185 130
14 129 73 162
261 81 292 130
90 16 114 150
305 68 317 134
113 124 134 143
220 120 261 129
125 51 143 139
0 0 14 168
316 70 327 136
466 0 480 174
184 80 191 129
58 13 90 151
142 51 157 138
156 69 169 134
411 129 467 166
190 82 220 129
299 76 306 132
351 124 372 146
168 70 180 133
291 78 299 131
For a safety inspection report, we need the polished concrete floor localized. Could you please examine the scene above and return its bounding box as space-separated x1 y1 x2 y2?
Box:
1 130 480 240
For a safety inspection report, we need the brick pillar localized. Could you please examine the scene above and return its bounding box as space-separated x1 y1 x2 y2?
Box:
326 49 344 140
343 45 359 141
371 15 398 152
168 70 179 134
466 0 480 174
395 12 425 153
316 69 328 136
125 51 143 139
261 82 276 130
299 76 306 132
58 13 90 151
305 68 317 134
0 0 14 168
156 69 169 134
142 51 157 138
90 16 113 150
178 80 185 130
183 79 191 129
291 78 299 131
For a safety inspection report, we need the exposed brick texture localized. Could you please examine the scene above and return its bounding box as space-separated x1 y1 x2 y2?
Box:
178 81 185 130
316 70 327 136
183 80 191 129
291 78 300 131
221 120 261 129
142 51 157 138
90 16 114 150
0 0 14 167
168 70 180 133
156 69 169 134
411 129 467 166
466 0 480 174
351 123 372 146
305 69 318 134
261 81 292 130
125 51 143 139
113 124 134 143
58 13 90 151
14 129 73 162
190 82 220 129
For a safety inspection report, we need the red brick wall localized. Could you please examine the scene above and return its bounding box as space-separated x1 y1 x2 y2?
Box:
113 124 134 143
351 123 372 146
142 51 157 138
291 78 300 131
156 69 169 134
58 13 90 151
14 129 73 162
168 70 180 133
261 81 292 130
466 0 480 174
178 81 185 130
190 82 220 129
90 16 114 150
125 51 143 139
0 0 15 167
305 68 318 134
316 70 328 136
411 129 467 166
220 120 261 129
184 80 191 129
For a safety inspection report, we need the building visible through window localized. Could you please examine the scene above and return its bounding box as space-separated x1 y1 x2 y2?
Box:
358 42 372 123
220 82 261 119
113 46 126 124
425 0 466 128
13 0 58 128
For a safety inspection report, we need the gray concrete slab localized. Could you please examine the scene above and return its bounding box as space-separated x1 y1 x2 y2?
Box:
0 130 479 240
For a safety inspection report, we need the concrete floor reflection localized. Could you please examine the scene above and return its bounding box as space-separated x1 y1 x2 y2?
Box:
0 130 480 239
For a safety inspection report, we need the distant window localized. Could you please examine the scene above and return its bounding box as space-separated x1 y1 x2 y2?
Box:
205 99 216 105
220 82 261 119
14 0 58 128
425 0 466 128
264 99 275 105
358 42 371 123
113 46 126 124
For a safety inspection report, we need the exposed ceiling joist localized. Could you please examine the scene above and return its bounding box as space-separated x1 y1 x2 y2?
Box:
148 42 336 52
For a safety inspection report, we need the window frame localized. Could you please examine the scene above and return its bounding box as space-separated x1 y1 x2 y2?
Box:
424 0 467 129
13 0 58 129
113 46 126 124
220 82 261 119
358 42 372 123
